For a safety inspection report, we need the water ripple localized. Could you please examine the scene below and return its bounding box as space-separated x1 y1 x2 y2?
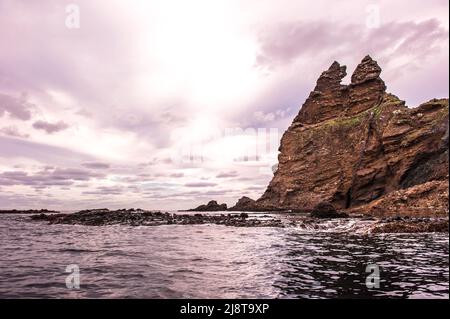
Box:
0 214 448 298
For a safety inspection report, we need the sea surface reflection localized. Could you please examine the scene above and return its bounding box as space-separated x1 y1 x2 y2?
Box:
0 213 448 298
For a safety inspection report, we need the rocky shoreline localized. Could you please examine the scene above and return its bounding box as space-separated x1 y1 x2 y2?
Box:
371 217 449 234
293 215 449 234
26 208 449 234
30 209 284 228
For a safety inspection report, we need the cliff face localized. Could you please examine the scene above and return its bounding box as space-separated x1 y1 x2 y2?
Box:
234 56 449 214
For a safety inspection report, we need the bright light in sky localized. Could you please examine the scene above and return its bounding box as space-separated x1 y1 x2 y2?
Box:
132 0 260 109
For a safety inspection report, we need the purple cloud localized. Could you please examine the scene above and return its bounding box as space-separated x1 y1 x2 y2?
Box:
184 182 217 188
0 93 33 120
216 171 239 178
82 186 124 196
170 172 185 178
0 136 94 166
82 162 111 169
50 168 103 181
0 167 104 189
0 126 29 138
32 120 69 134
256 19 448 71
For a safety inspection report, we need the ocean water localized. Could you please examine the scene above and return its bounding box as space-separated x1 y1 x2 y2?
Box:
0 213 448 299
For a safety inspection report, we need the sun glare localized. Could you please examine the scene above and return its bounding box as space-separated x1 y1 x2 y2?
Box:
132 0 259 110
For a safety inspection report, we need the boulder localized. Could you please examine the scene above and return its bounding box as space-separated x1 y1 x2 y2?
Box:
228 196 258 211
187 200 227 212
310 202 348 219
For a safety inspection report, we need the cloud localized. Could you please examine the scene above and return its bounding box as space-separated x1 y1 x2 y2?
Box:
0 167 105 189
184 182 217 188
253 107 293 124
0 192 62 210
51 168 104 181
169 172 185 178
32 120 69 134
245 185 265 191
256 19 448 71
253 111 276 123
216 171 239 178
0 126 29 138
82 186 124 196
0 92 34 120
82 162 111 169
0 136 95 166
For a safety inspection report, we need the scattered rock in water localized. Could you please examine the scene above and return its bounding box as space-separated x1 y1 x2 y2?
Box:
186 200 228 212
29 209 449 233
289 214 449 234
371 218 449 234
310 202 349 219
30 209 284 228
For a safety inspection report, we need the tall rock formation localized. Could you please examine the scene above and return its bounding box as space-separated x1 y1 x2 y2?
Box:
231 56 449 214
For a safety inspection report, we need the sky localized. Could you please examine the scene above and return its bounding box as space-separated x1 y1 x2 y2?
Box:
0 0 448 210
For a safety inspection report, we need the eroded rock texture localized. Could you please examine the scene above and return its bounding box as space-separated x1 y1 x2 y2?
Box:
187 200 228 212
228 196 258 211
249 55 448 215
346 181 449 217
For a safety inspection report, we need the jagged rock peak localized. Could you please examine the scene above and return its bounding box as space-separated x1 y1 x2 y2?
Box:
316 61 347 91
351 55 383 84
293 55 387 125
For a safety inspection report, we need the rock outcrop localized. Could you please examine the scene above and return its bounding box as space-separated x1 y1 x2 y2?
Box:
228 196 259 211
30 208 448 233
310 202 349 219
30 209 284 228
234 55 449 217
186 200 227 212
346 180 449 217
371 218 449 234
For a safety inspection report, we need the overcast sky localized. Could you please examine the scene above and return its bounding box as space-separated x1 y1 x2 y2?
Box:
0 0 448 210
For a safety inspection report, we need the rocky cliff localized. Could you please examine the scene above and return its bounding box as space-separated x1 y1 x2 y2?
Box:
231 55 449 216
